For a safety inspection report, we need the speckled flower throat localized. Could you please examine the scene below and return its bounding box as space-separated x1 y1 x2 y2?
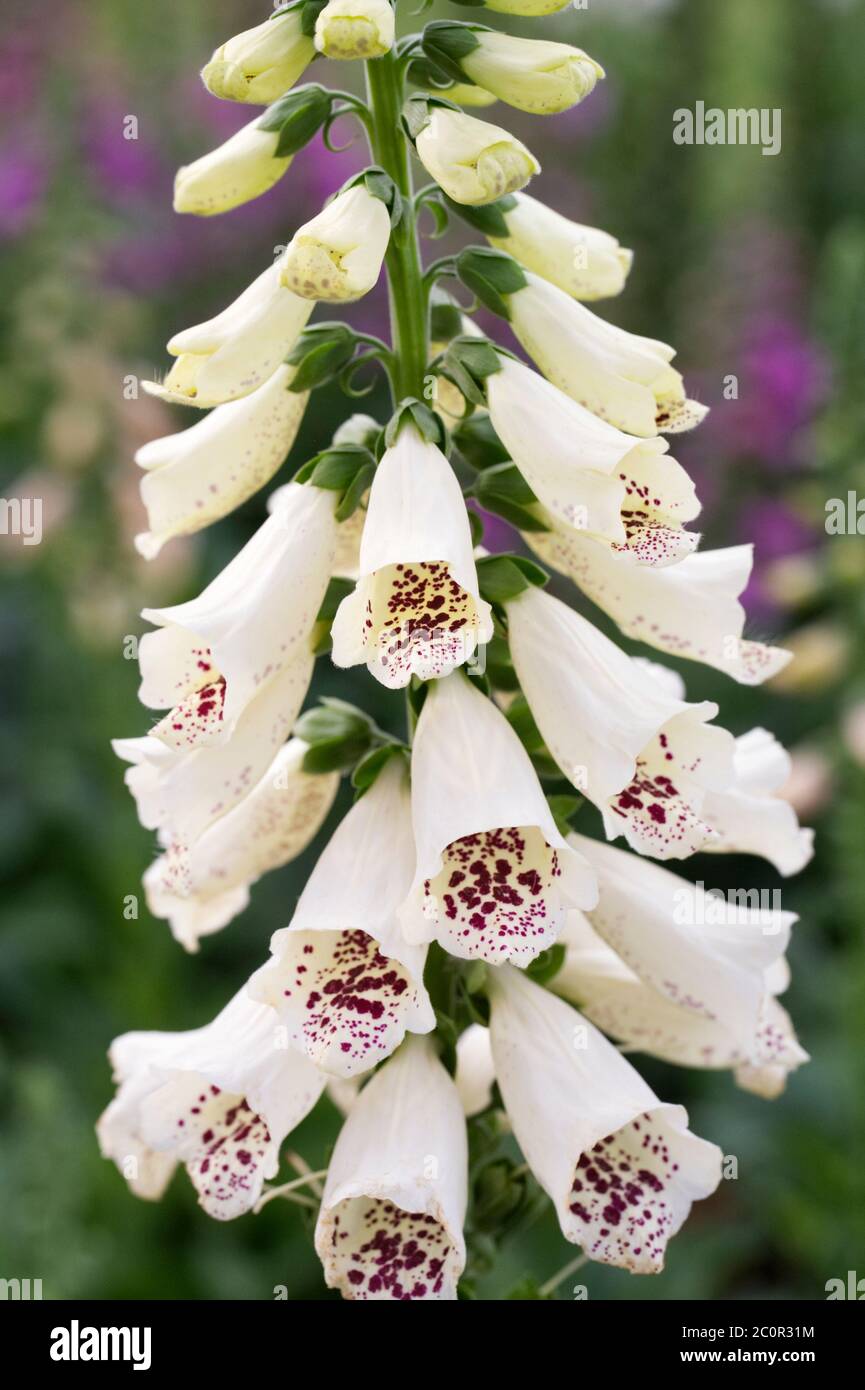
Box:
99 0 812 1304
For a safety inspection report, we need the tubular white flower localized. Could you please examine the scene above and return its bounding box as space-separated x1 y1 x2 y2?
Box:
201 10 316 104
143 262 313 408
97 987 325 1220
330 424 493 688
315 1036 468 1300
554 911 808 1090
143 738 339 952
525 529 791 686
138 483 336 744
280 183 391 302
567 835 794 1061
700 728 815 876
487 965 723 1273
400 672 597 963
173 115 291 216
313 0 395 60
249 758 436 1075
114 644 313 845
488 191 632 301
509 271 706 437
487 356 700 565
415 107 539 207
447 82 498 109
506 585 736 859
458 33 604 117
134 365 309 556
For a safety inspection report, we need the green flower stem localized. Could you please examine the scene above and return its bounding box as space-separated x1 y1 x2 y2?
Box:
365 51 429 402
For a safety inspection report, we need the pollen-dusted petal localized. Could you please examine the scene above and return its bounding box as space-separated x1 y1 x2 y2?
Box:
362 561 482 688
655 396 709 433
424 825 563 965
324 1199 459 1300
253 929 428 1076
143 1077 273 1221
151 677 226 750
565 1113 702 1273
613 452 700 567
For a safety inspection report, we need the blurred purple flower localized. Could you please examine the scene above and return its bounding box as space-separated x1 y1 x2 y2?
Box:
0 149 47 238
83 99 166 204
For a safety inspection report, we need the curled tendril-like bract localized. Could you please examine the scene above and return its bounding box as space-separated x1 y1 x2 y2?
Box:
339 351 386 399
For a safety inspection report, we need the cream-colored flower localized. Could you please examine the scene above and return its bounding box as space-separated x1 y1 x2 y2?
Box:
201 10 315 104
314 0 395 61
280 184 391 302
443 29 603 116
488 191 632 301
415 107 539 207
174 116 290 216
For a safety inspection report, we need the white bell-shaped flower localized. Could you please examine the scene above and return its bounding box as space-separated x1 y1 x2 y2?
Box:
280 183 391 302
456 31 603 116
97 987 326 1220
415 107 539 207
509 271 706 436
315 1036 468 1299
249 757 436 1075
143 738 339 951
331 424 493 688
400 671 597 963
506 586 736 859
700 728 815 876
143 262 313 408
525 528 791 686
488 965 723 1273
173 116 290 216
313 0 395 61
201 10 315 104
488 191 632 301
138 483 336 745
487 356 700 566
134 366 309 556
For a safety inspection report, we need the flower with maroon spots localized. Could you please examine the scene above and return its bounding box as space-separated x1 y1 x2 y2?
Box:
331 424 493 688
315 1036 467 1300
399 672 597 964
486 355 701 566
487 965 723 1273
97 988 325 1221
249 756 435 1073
143 738 339 952
699 727 815 876
525 527 791 686
507 585 738 860
138 483 336 744
553 911 808 1095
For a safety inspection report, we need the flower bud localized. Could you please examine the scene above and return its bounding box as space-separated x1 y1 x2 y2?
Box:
280 183 391 301
424 25 604 117
415 107 539 207
201 9 315 105
173 117 290 216
480 0 572 12
488 191 633 300
314 0 395 61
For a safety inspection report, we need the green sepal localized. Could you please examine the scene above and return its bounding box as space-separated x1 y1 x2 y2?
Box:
421 21 485 86
401 92 460 143
311 577 354 655
444 193 517 239
525 942 566 988
467 506 485 548
456 247 527 320
454 414 509 470
258 84 333 158
297 0 329 37
334 461 374 522
385 397 448 449
431 334 502 410
338 165 405 231
351 743 408 796
294 698 378 773
484 632 519 692
429 289 466 345
285 322 358 392
471 461 549 533
294 442 373 490
476 552 548 605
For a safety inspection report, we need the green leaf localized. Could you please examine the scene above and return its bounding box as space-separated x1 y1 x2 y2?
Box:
385 397 448 448
546 793 583 837
467 506 484 548
525 942 566 987
429 291 466 345
334 461 374 522
421 21 484 85
444 193 518 240
472 462 548 533
456 247 528 320
297 0 329 37
285 322 358 392
476 553 548 605
351 743 406 795
259 84 333 158
295 698 377 774
454 414 509 471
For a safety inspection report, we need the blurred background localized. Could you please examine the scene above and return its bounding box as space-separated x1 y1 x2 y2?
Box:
1 0 864 1300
